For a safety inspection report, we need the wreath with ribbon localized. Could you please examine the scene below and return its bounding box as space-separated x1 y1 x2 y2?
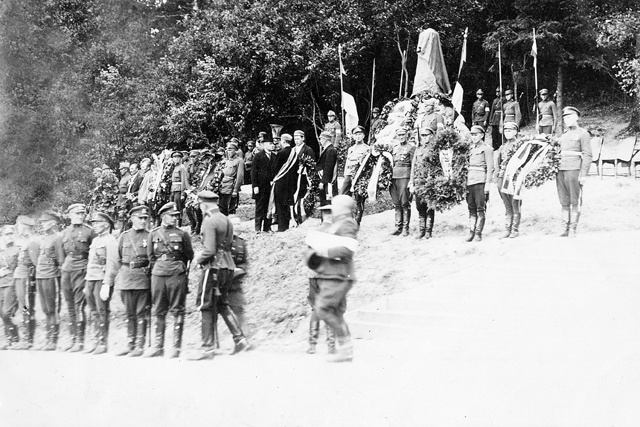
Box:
351 142 393 200
298 154 321 219
413 128 469 212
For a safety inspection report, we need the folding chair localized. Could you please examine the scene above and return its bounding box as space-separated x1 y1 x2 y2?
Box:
615 136 637 177
599 137 636 178
588 136 603 176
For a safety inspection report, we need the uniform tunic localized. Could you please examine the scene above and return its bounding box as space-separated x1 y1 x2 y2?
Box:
118 172 131 208
13 235 39 311
0 243 19 325
340 143 370 196
117 228 150 319
471 99 490 125
503 100 522 126
556 126 592 208
324 121 342 146
35 231 65 318
467 142 494 215
60 223 94 326
390 143 416 207
538 100 557 127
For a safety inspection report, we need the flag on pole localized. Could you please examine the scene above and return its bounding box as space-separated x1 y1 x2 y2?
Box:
451 27 468 117
531 29 537 68
339 44 359 135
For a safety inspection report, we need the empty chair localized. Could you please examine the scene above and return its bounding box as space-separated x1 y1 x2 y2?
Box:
588 136 603 176
600 136 636 178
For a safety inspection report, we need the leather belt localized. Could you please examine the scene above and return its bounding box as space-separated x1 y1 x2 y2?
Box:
127 260 149 269
561 150 583 156
160 254 182 261
40 258 57 265
67 253 88 260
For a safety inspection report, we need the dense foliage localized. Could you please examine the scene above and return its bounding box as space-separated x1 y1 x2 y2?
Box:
0 0 636 221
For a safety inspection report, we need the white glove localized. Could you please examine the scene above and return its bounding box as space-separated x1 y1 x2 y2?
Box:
99 285 110 301
253 187 259 195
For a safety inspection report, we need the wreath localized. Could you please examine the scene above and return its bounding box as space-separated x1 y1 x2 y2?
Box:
413 128 469 212
298 154 321 219
207 161 224 194
497 134 561 189
352 143 393 199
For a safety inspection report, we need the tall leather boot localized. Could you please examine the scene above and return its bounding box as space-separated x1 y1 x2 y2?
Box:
42 320 54 351
167 314 184 358
425 210 435 239
475 212 486 242
465 214 477 242
59 319 77 352
559 208 570 237
83 314 99 353
326 324 337 354
307 320 320 354
510 213 521 238
187 311 215 361
391 208 403 235
401 207 411 237
116 318 137 356
221 307 251 354
143 315 165 357
415 214 426 239
500 215 513 239
93 318 108 355
327 323 353 363
27 317 36 346
568 210 580 238
355 209 364 226
69 321 85 352
129 317 146 357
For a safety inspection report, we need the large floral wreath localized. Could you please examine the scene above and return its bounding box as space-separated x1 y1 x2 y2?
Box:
497 134 561 191
413 128 469 212
352 142 393 200
298 154 321 219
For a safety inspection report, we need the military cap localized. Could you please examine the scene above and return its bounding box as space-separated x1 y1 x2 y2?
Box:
294 130 305 137
505 89 513 95
495 87 501 93
352 125 365 134
215 147 225 157
158 202 180 217
327 110 336 117
16 215 35 227
67 203 86 214
562 106 581 117
328 195 355 216
476 89 484 95
129 205 149 218
189 150 199 158
319 131 333 140
226 141 238 150
281 133 293 142
395 127 408 136
503 122 519 131
372 107 380 114
171 151 183 158
39 211 61 223
420 126 436 135
197 190 219 203
539 88 549 95
90 212 114 227
470 125 486 135
119 161 130 169
140 157 151 164
319 204 333 211
247 140 255 146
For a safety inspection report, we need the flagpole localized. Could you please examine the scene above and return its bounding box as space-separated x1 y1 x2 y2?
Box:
370 58 376 119
532 28 540 132
339 44 346 140
498 40 504 146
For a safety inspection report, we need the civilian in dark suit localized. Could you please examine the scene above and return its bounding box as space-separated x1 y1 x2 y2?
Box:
291 130 316 225
316 131 338 207
251 139 279 232
273 134 294 231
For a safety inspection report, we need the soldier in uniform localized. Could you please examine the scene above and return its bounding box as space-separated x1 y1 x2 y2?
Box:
494 122 523 239
390 127 416 236
187 191 250 360
170 151 191 227
317 130 338 207
557 106 592 238
84 212 118 355
144 202 194 358
11 215 39 349
304 195 359 362
126 163 144 209
59 203 95 352
218 140 245 216
251 137 279 232
368 107 383 144
35 211 65 351
465 125 494 242
115 206 151 357
117 161 131 228
324 110 342 147
419 98 444 133
409 126 436 239
244 141 255 185
488 87 504 150
536 89 557 135
0 226 19 349
471 89 490 128
340 126 370 225
137 158 154 207
502 89 522 129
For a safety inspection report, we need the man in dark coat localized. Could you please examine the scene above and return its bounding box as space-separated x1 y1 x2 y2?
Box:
251 138 279 232
316 131 338 207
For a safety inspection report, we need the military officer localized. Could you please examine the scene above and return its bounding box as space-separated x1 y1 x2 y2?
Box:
409 126 437 239
144 202 194 358
35 211 65 351
317 130 338 207
187 191 250 360
419 98 444 133
390 127 416 236
324 110 342 147
59 203 95 352
488 87 504 150
11 215 39 349
494 122 523 238
117 161 131 227
503 89 522 128
471 89 490 128
84 212 118 355
0 226 19 349
465 125 494 242
304 195 359 362
115 205 151 357
369 107 383 144
218 140 245 216
340 125 370 225
557 106 592 238
536 89 557 135
170 151 191 227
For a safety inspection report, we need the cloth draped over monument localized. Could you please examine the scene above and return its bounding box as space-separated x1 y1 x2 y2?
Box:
412 29 451 97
